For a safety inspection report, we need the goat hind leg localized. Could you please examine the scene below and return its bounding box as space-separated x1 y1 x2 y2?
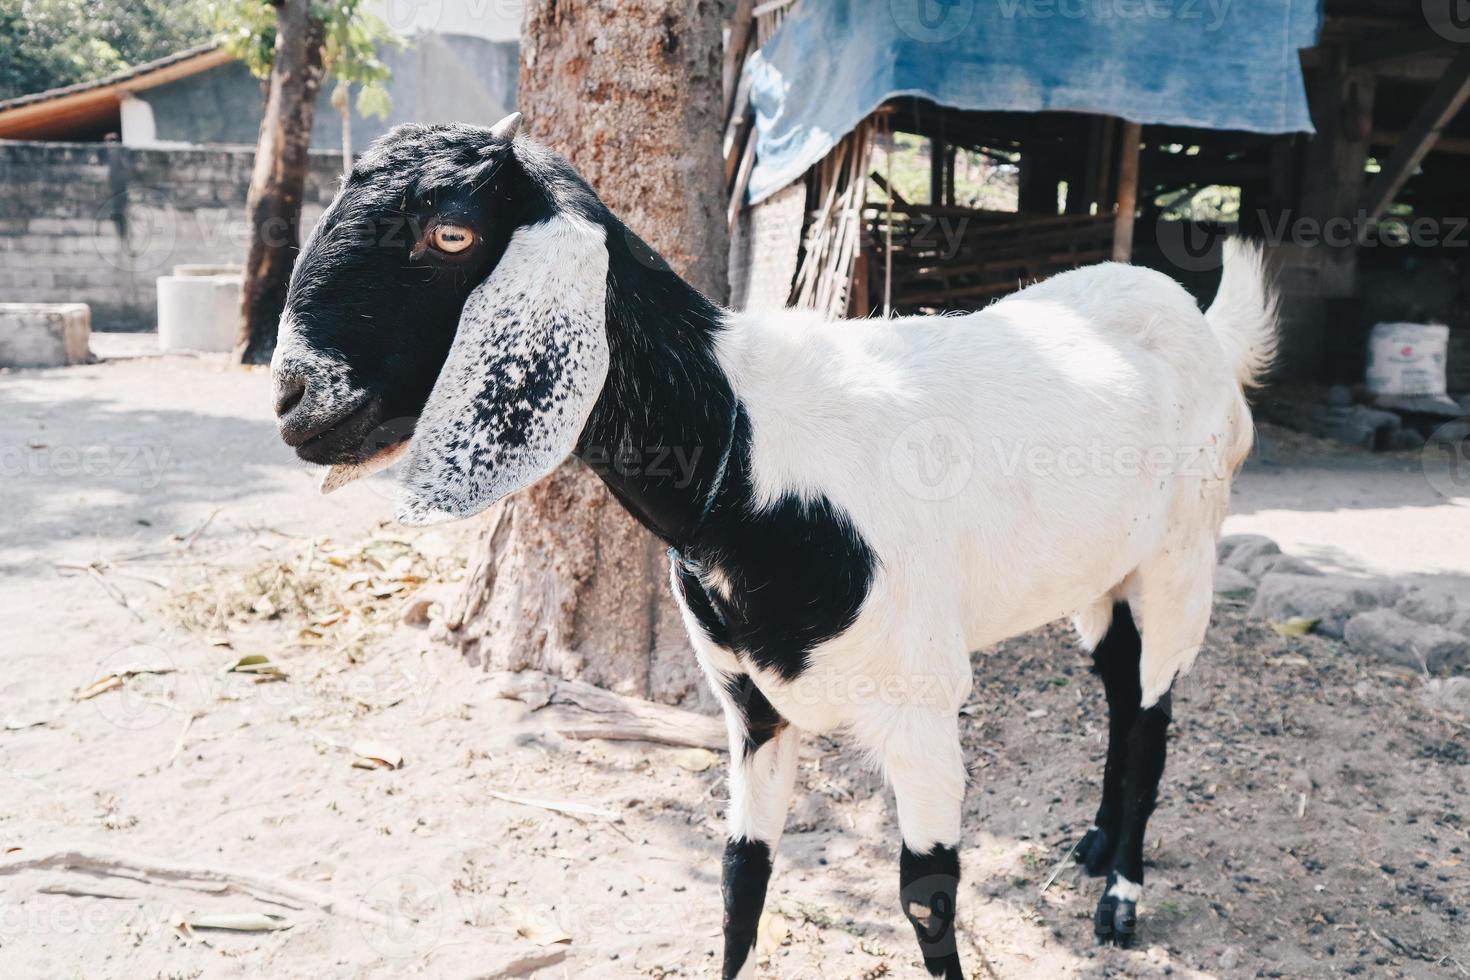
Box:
1073 601 1142 877
1094 551 1210 947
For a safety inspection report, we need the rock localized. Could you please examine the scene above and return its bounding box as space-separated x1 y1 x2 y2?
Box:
1250 573 1404 639
1372 393 1463 418
0 303 91 368
1386 427 1426 452
1245 552 1322 580
1214 566 1256 594
1396 588 1462 626
1427 419 1470 447
1219 946 1241 971
1219 534 1279 573
1326 384 1354 408
1327 405 1401 451
1343 609 1470 673
1257 398 1329 437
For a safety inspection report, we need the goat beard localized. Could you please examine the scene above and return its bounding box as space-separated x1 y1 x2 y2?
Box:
319 440 409 495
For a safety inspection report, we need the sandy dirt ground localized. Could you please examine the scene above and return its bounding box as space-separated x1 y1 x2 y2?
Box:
1 343 1467 979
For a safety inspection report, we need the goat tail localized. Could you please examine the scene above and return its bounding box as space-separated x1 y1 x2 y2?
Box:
1204 237 1279 389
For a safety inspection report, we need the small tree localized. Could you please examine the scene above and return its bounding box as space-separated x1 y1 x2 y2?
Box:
217 0 394 364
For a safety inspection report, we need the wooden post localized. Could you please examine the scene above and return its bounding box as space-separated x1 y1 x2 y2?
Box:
1112 119 1141 262
1298 52 1376 297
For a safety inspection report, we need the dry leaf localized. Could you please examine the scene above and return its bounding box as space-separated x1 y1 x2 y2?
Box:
1268 617 1319 637
225 655 285 677
674 748 718 773
401 597 434 626
351 740 403 770
74 675 124 701
187 912 291 932
756 911 789 954
513 909 572 946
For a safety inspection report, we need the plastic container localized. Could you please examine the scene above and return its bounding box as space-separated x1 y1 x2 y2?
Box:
156 272 242 352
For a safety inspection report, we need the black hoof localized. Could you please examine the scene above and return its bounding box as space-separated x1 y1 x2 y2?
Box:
1072 826 1112 877
1093 889 1139 948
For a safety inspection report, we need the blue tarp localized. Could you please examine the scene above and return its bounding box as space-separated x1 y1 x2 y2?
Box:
745 0 1322 203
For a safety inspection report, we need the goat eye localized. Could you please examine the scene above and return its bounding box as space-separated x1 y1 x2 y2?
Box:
429 223 474 254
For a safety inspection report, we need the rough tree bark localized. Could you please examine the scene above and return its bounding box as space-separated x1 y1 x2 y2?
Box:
440 0 728 706
235 0 325 365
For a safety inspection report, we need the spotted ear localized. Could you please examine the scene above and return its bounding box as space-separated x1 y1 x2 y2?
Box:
394 215 610 526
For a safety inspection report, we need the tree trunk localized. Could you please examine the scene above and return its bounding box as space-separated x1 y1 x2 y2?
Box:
442 0 727 706
235 0 325 365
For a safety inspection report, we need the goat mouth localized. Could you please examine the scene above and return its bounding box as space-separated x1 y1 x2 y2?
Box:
292 395 392 465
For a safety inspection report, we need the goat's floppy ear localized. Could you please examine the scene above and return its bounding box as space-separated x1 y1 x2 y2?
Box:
394 215 611 526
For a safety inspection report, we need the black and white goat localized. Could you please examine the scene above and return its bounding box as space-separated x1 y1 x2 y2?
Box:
271 114 1276 978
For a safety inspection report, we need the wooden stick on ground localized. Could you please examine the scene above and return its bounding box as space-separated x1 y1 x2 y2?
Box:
0 846 407 928
488 671 728 750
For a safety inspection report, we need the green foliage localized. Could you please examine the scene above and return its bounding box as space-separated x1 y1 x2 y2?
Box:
0 0 214 100
210 0 398 120
1156 184 1241 224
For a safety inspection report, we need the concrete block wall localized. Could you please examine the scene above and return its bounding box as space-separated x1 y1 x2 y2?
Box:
0 141 344 330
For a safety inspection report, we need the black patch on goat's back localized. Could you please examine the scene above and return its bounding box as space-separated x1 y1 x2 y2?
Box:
668 411 878 681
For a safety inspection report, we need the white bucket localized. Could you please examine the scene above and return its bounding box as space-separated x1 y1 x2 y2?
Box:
1365 322 1449 396
156 273 243 353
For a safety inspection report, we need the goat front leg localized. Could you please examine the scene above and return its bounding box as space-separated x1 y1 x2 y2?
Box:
872 706 968 980
720 675 799 980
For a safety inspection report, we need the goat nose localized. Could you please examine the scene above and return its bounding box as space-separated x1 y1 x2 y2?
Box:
274 372 306 418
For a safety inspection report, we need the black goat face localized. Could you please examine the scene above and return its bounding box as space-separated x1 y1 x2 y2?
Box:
271 117 616 526
271 120 524 467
